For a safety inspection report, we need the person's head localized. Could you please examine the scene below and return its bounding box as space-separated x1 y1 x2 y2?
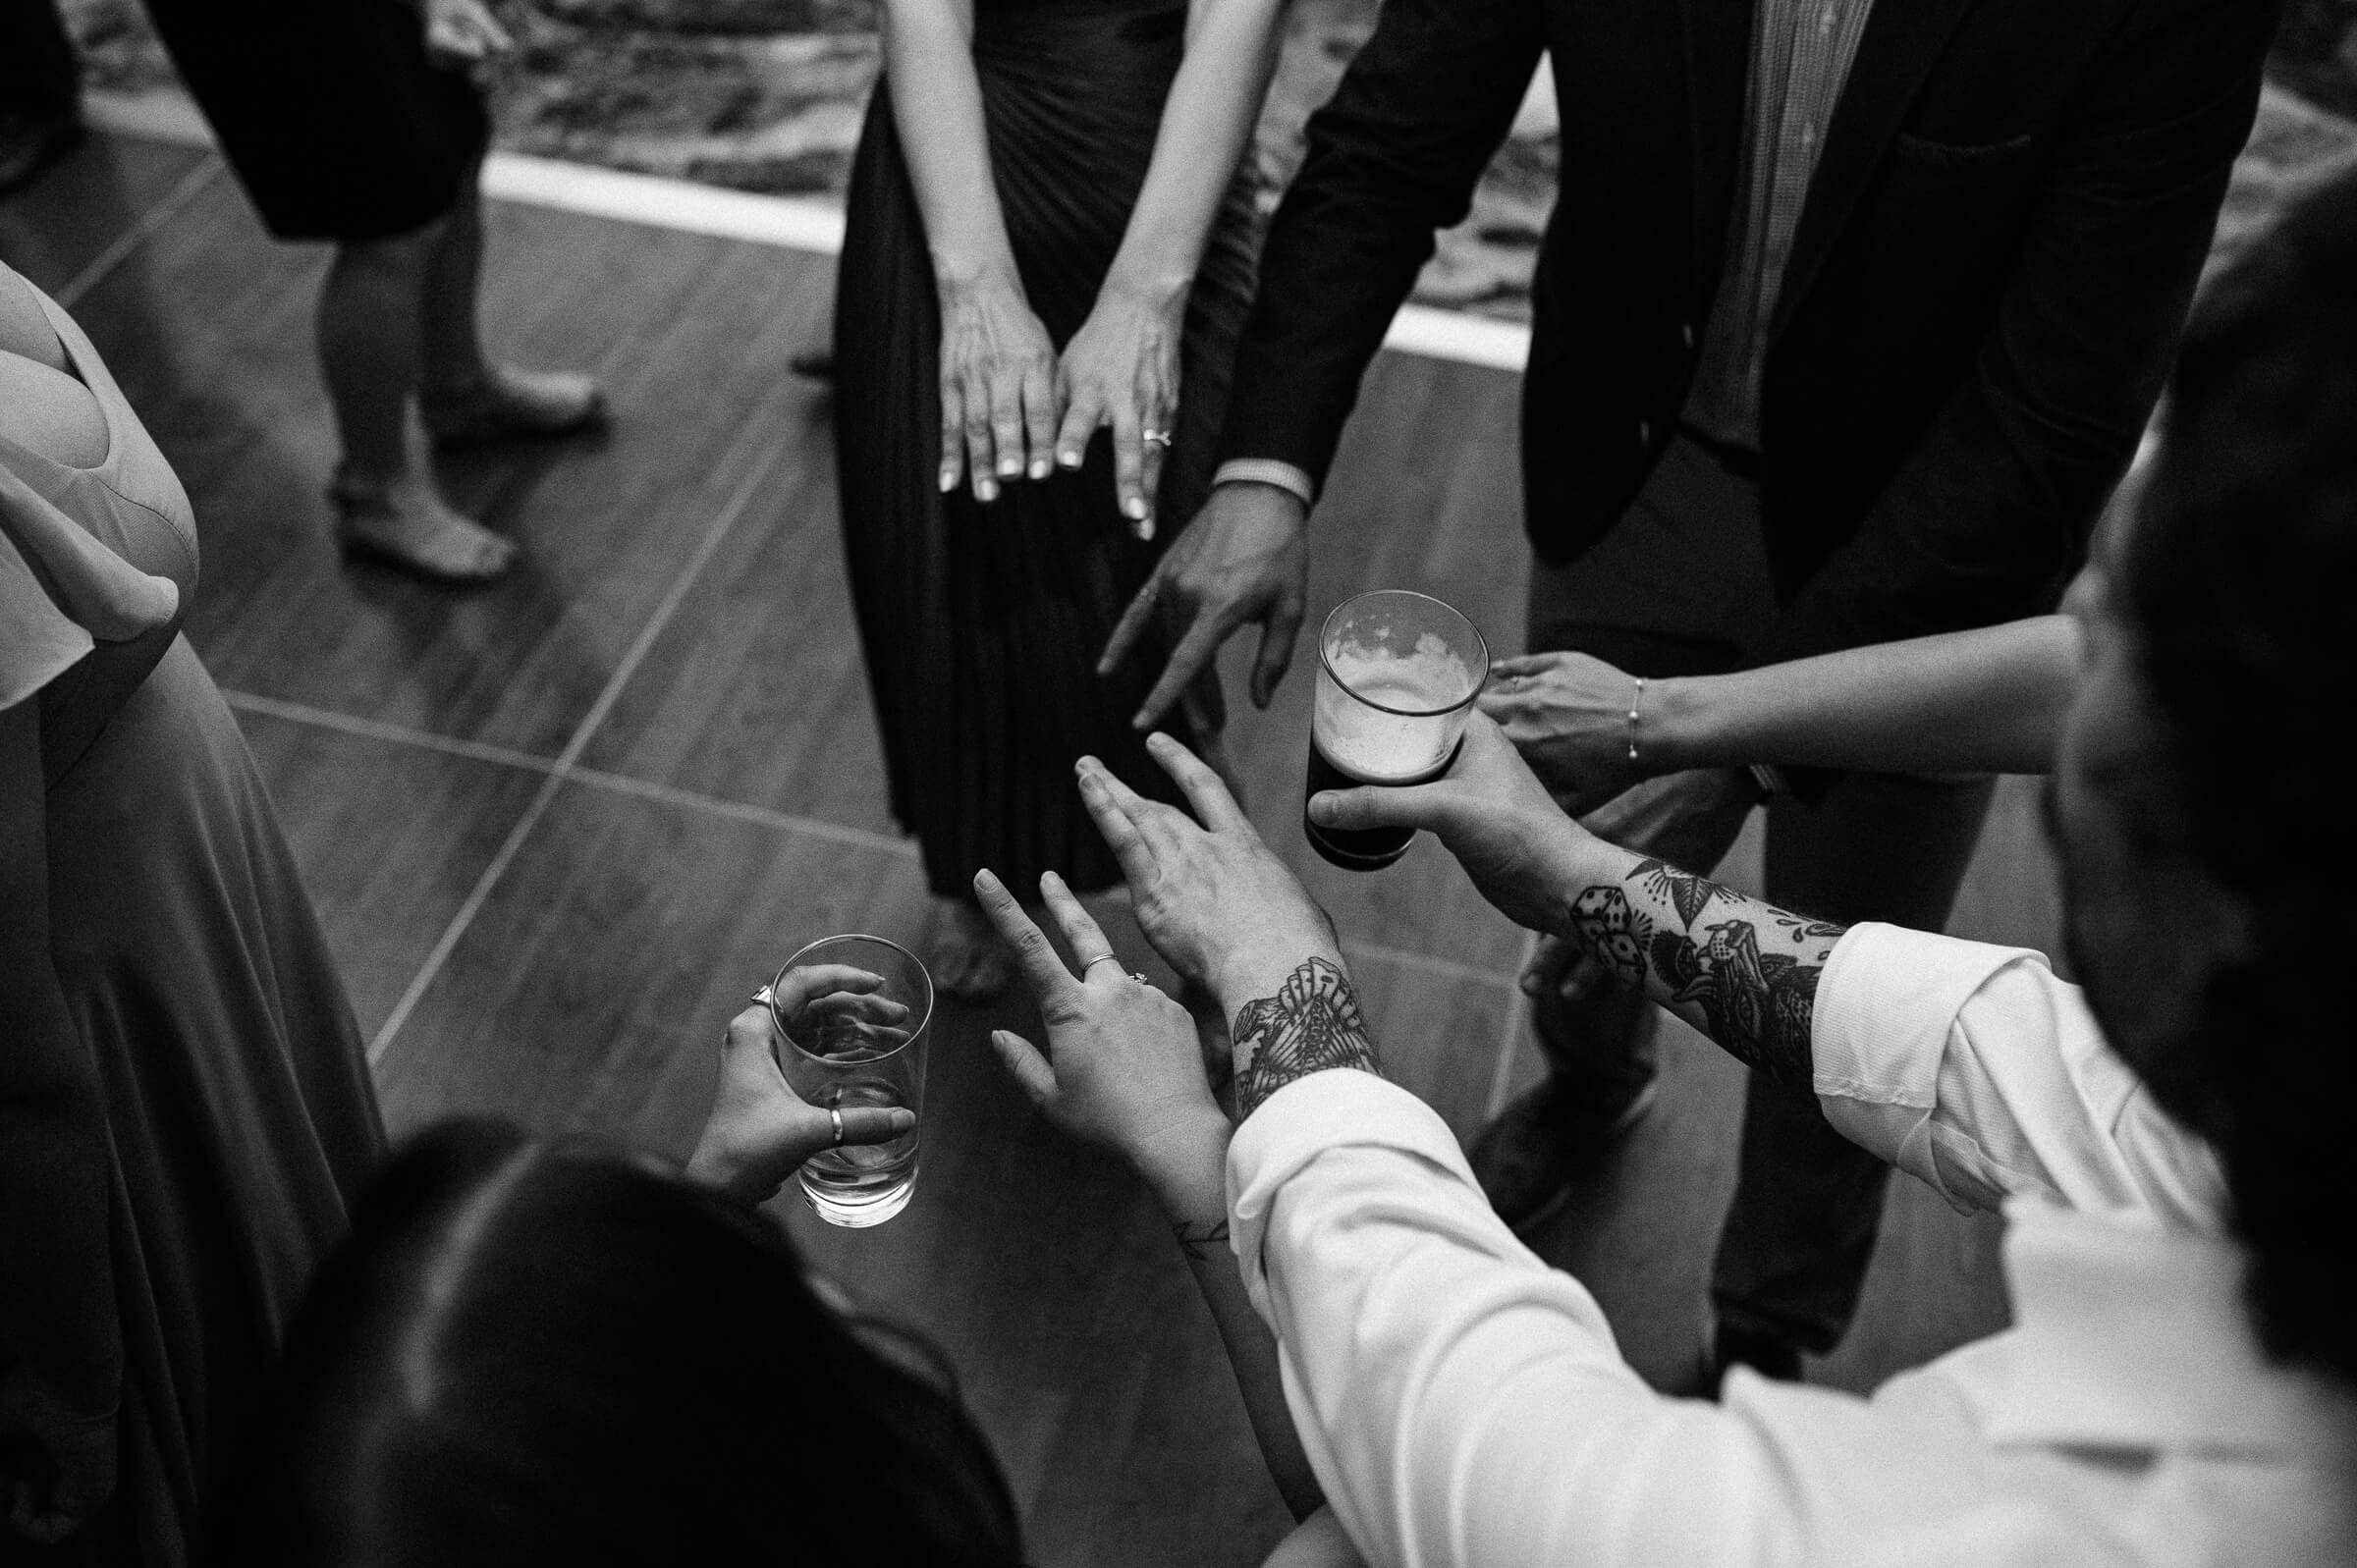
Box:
2052 165 2357 1391
223 1119 1023 1567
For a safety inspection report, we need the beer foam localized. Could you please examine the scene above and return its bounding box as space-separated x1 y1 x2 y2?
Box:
1315 629 1479 782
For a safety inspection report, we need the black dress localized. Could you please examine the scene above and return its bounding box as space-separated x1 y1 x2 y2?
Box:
833 0 1260 898
140 0 490 242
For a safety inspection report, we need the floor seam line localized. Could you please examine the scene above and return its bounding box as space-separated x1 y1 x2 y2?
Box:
365 444 790 1068
55 153 223 310
222 690 562 776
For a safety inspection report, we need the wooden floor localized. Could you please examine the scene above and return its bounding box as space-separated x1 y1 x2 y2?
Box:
4 129 2057 1566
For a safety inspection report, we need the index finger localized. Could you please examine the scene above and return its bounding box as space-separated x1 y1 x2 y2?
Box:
972 868 1076 1003
1142 730 1247 833
1038 871 1119 980
1132 610 1235 731
1073 757 1157 888
1099 565 1169 676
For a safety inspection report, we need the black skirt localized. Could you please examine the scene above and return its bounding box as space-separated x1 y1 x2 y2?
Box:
833 0 1261 898
141 0 491 243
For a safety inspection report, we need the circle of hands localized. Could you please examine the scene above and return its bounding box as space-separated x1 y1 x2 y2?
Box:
937 272 1182 537
690 697 1744 1197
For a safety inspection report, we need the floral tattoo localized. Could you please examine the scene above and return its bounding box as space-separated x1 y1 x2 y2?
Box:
1232 957 1380 1117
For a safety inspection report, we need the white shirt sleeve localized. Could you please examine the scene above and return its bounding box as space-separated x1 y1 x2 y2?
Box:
1228 1071 1809 1568
1810 923 2221 1225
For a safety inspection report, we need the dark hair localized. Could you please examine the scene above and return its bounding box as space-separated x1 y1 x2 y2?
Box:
2122 164 2357 1392
219 1119 1025 1567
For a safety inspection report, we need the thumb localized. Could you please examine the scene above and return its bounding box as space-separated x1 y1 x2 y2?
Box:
989 1029 1058 1109
833 1105 917 1148
1307 779 1453 835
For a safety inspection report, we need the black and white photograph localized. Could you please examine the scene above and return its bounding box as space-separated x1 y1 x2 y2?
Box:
5 0 2355 1562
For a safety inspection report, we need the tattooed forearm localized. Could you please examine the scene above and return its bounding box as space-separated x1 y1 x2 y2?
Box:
1171 1218 1232 1264
1232 957 1380 1118
1567 863 1844 1086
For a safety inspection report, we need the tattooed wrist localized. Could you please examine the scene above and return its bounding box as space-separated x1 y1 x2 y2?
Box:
1565 857 1844 1086
1171 1218 1232 1263
1231 957 1380 1118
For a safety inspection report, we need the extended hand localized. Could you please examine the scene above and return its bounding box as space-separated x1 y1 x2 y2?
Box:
1074 732 1342 1005
938 271 1061 503
1479 650 1651 814
1098 481 1308 731
1308 712 1590 935
1056 278 1184 539
424 0 513 64
974 868 1224 1174
685 983 917 1204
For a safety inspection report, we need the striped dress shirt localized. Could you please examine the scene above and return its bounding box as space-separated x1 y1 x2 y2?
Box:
1683 0 1881 453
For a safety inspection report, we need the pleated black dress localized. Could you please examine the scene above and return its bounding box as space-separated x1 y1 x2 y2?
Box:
834 0 1261 898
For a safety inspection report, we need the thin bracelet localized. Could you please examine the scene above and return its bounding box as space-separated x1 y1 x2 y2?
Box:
1626 676 1647 764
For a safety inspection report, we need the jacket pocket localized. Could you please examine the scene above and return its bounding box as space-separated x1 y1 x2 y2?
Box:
1891 130 2038 170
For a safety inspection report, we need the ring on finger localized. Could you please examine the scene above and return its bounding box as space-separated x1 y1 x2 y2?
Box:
1141 428 1173 448
830 1107 846 1147
1078 952 1121 976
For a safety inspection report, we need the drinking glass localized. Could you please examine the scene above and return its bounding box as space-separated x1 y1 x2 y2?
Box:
767 934 932 1227
1302 589 1490 871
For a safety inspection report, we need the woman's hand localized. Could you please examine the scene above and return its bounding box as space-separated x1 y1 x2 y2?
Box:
938 269 1061 504
1477 650 1651 814
685 985 916 1204
423 0 514 66
1055 276 1186 539
1308 712 1591 935
975 867 1227 1183
1076 732 1343 1005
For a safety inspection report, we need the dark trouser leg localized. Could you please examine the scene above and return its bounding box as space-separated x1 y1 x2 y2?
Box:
1708 769 1997 1354
0 0 78 118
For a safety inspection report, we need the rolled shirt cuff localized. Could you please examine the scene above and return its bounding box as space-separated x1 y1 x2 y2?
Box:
1213 459 1318 511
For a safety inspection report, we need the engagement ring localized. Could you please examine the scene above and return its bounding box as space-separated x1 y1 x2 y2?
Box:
1142 428 1172 448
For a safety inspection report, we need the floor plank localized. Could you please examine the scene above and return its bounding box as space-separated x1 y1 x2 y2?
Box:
0 130 215 297
60 180 838 757
232 704 549 1037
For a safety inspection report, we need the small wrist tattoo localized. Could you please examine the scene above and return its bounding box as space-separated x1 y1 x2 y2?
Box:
1171 1218 1232 1263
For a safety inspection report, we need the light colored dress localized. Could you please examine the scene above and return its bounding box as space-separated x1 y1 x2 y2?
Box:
1 270 383 1567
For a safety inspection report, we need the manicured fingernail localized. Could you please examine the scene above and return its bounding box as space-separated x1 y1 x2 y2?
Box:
998 456 1021 477
1307 793 1335 825
1133 517 1155 541
1058 449 1082 468
1124 496 1148 520
940 468 957 492
977 478 999 502
884 1108 916 1133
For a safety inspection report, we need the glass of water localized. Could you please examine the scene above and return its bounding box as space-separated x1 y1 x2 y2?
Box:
767 934 932 1228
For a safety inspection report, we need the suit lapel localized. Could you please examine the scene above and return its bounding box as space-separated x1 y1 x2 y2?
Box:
1683 0 1755 301
1769 0 1981 341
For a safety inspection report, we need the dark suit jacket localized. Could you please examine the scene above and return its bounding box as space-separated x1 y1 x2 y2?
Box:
1216 0 2280 661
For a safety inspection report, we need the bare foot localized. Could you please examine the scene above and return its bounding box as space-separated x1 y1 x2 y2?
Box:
929 894 1014 1002
331 470 518 585
424 364 608 444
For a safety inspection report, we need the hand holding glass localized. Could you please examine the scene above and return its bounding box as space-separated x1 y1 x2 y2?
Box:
768 936 932 1227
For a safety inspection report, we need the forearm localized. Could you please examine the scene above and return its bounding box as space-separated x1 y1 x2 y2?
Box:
880 0 1022 293
1133 1108 1324 1520
1533 825 1843 1085
1100 0 1284 306
1649 616 2077 778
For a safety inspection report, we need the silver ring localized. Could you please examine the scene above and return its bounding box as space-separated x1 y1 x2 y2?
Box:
1141 428 1172 448
1077 952 1120 975
829 1107 846 1147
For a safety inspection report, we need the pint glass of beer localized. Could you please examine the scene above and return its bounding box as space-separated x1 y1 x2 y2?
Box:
1302 589 1489 871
